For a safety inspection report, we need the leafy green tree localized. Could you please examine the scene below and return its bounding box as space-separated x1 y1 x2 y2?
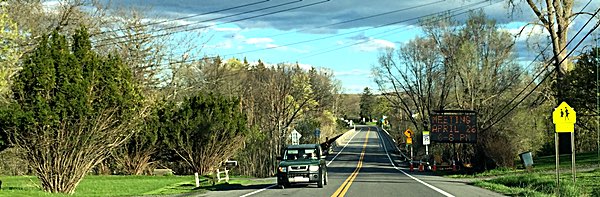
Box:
0 6 24 152
372 97 391 121
161 92 248 175
374 11 534 168
5 28 143 194
0 6 24 104
112 100 162 175
561 47 600 152
360 87 375 121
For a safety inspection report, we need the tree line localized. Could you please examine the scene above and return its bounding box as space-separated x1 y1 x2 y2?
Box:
371 10 600 170
0 1 343 194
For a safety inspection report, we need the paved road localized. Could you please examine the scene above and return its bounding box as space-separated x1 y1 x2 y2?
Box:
209 125 504 197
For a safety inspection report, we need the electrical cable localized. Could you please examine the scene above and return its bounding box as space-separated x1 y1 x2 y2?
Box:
222 0 488 57
482 7 600 132
97 0 331 47
266 0 446 38
483 0 594 125
296 0 497 60
161 0 488 66
97 0 304 43
92 0 272 36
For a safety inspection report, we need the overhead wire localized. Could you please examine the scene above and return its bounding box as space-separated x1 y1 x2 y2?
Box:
162 0 488 65
482 0 594 126
96 0 303 43
92 0 272 36
265 0 446 38
96 0 331 47
296 0 496 60
481 7 600 132
222 0 489 57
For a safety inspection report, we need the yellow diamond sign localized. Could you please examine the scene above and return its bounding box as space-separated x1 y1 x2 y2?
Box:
552 102 576 133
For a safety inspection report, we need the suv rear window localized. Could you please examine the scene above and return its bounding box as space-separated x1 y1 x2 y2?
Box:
284 148 318 160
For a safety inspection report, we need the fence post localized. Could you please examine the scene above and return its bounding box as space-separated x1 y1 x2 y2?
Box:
194 172 200 187
225 167 229 182
217 169 221 182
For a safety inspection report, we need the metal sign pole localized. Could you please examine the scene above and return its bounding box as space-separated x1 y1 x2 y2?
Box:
555 132 560 195
596 32 599 168
410 145 413 161
572 131 576 183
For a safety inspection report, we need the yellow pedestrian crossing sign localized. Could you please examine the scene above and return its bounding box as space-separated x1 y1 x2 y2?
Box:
552 102 576 133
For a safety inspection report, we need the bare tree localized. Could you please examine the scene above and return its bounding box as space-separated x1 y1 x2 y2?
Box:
509 0 599 82
374 11 529 167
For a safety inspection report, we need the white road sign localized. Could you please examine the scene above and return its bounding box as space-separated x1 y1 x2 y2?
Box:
423 131 430 145
290 129 302 145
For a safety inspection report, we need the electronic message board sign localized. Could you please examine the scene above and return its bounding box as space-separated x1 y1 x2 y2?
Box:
429 110 477 143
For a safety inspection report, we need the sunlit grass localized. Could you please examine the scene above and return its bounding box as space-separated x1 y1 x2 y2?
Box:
0 175 273 196
447 152 600 196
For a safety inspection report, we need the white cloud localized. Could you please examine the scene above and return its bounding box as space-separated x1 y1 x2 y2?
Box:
334 69 371 77
355 39 396 52
245 37 274 45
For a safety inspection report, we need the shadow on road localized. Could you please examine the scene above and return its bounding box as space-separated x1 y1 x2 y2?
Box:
198 183 274 191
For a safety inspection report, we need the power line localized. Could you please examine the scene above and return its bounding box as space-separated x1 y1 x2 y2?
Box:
266 0 446 38
222 0 488 57
482 7 600 132
483 0 594 125
296 0 496 60
162 0 487 65
93 0 272 36
97 0 331 47
97 0 303 43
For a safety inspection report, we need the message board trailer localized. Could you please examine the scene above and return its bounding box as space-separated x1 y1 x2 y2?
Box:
430 110 477 143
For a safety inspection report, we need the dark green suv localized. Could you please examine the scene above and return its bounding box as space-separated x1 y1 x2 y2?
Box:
276 144 328 189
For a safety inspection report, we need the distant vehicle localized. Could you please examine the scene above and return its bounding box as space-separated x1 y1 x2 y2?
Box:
276 144 328 189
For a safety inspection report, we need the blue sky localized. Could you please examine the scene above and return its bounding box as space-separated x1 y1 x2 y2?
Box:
83 0 599 93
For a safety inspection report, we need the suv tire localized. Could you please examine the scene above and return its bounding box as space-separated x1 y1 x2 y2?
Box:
324 170 328 185
317 169 324 188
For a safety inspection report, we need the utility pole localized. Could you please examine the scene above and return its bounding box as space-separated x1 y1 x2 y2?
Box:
596 32 599 167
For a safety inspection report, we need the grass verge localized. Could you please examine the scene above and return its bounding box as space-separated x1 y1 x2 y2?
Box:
0 175 273 197
446 152 600 196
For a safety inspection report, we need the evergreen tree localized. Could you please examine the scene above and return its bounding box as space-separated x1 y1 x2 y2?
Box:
161 92 248 175
360 87 375 121
7 27 143 194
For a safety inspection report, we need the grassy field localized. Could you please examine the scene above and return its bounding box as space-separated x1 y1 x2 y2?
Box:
0 175 273 197
447 152 600 197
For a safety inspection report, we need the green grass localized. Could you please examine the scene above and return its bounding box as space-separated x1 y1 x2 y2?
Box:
446 152 600 196
0 175 273 197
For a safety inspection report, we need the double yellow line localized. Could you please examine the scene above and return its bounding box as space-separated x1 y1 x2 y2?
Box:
331 129 370 197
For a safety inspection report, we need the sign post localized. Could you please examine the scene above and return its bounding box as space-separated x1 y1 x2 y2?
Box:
314 128 321 144
552 101 577 192
404 128 414 160
290 129 302 145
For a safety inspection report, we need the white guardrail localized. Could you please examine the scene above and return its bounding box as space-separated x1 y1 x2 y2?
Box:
381 127 410 161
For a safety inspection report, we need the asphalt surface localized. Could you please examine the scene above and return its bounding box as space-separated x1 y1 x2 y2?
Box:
204 125 504 197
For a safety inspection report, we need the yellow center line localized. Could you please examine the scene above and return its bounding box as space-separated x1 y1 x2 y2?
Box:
331 128 370 197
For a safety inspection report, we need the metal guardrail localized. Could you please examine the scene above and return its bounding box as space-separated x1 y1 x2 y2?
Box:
381 127 411 161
